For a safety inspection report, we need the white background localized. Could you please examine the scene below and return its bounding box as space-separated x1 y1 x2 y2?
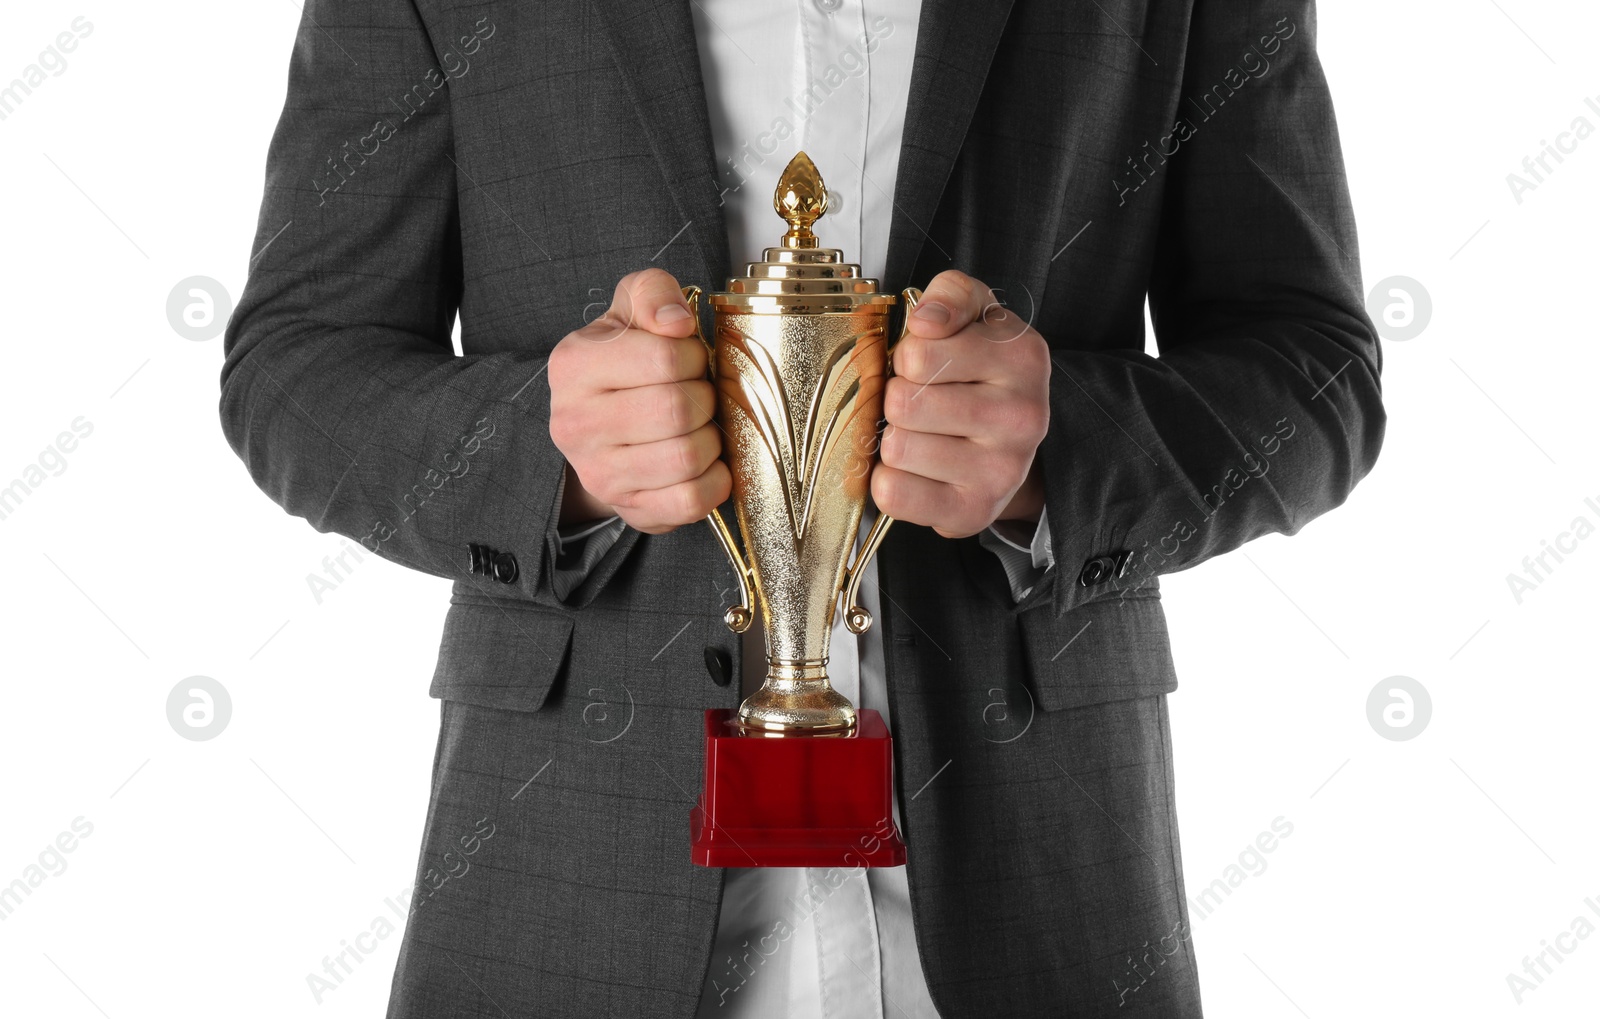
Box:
0 2 1596 1016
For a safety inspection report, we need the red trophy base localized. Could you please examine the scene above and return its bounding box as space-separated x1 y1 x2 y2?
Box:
690 709 907 868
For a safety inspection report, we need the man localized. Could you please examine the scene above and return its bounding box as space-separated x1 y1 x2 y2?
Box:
222 1 1383 1016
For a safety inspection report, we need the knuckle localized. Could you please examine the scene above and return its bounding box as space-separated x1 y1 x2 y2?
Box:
657 387 691 432
633 266 674 289
871 468 901 513
1022 336 1051 375
549 401 592 453
879 425 907 468
983 463 1015 501
1025 401 1050 441
708 461 732 502
548 340 576 387
930 269 976 308
589 461 620 501
672 481 703 522
869 473 890 514
644 335 680 379
893 341 924 383
617 268 654 296
668 435 699 478
629 268 677 312
548 413 574 450
698 424 724 466
882 377 907 421
952 493 987 537
617 502 662 531
685 338 709 377
612 273 642 313
992 396 1043 440
689 380 716 423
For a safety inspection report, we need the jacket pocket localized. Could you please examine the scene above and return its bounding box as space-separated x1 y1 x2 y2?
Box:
1018 590 1178 711
428 597 574 713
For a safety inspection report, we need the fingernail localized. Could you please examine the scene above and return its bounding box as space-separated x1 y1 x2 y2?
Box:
912 301 950 325
656 304 691 325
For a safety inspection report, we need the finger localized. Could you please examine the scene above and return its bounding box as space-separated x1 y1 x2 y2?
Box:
608 423 722 493
608 267 697 338
904 270 990 339
891 332 1002 386
878 425 981 486
884 376 1042 438
618 461 732 534
870 463 983 538
568 327 709 390
591 380 715 444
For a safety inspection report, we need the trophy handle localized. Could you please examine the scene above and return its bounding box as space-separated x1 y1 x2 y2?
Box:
892 287 923 353
683 284 757 634
706 508 756 634
837 286 921 635
840 513 893 634
682 285 716 368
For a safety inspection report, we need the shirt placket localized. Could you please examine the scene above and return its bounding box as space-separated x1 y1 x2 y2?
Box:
803 7 885 1015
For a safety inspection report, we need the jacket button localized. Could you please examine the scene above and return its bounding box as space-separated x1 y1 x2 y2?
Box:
1077 549 1132 588
704 646 732 687
491 551 519 584
467 542 492 576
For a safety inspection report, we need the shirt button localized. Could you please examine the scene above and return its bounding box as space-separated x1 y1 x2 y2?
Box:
814 0 843 12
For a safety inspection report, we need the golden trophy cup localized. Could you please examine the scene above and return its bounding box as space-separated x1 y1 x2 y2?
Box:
688 152 917 867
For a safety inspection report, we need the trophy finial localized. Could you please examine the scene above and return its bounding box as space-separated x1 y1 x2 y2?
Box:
774 151 828 249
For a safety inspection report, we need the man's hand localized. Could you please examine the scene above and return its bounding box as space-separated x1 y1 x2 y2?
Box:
548 269 729 534
873 270 1051 539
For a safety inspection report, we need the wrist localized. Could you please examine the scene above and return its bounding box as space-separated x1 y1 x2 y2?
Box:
996 459 1044 525
558 464 613 526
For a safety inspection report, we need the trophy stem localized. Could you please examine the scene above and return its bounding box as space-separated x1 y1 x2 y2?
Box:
738 660 857 735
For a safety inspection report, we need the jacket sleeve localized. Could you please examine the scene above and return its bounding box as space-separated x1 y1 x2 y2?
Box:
219 0 574 608
1027 0 1385 617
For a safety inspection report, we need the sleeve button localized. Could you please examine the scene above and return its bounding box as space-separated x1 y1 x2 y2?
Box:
491 551 519 584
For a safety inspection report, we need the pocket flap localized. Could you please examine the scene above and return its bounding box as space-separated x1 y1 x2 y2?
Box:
428 598 574 713
1019 593 1178 711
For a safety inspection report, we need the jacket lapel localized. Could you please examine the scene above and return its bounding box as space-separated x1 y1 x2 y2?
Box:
594 0 732 285
884 0 1016 292
598 0 1015 293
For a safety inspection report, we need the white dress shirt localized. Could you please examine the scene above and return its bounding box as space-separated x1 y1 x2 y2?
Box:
552 3 1054 1015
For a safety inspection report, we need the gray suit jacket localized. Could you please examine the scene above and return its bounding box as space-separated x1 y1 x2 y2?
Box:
221 0 1383 1015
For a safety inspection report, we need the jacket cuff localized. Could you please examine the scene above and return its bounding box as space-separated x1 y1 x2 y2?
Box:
547 469 627 602
978 509 1055 603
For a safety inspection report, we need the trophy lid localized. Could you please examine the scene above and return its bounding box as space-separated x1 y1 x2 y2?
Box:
709 152 896 315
